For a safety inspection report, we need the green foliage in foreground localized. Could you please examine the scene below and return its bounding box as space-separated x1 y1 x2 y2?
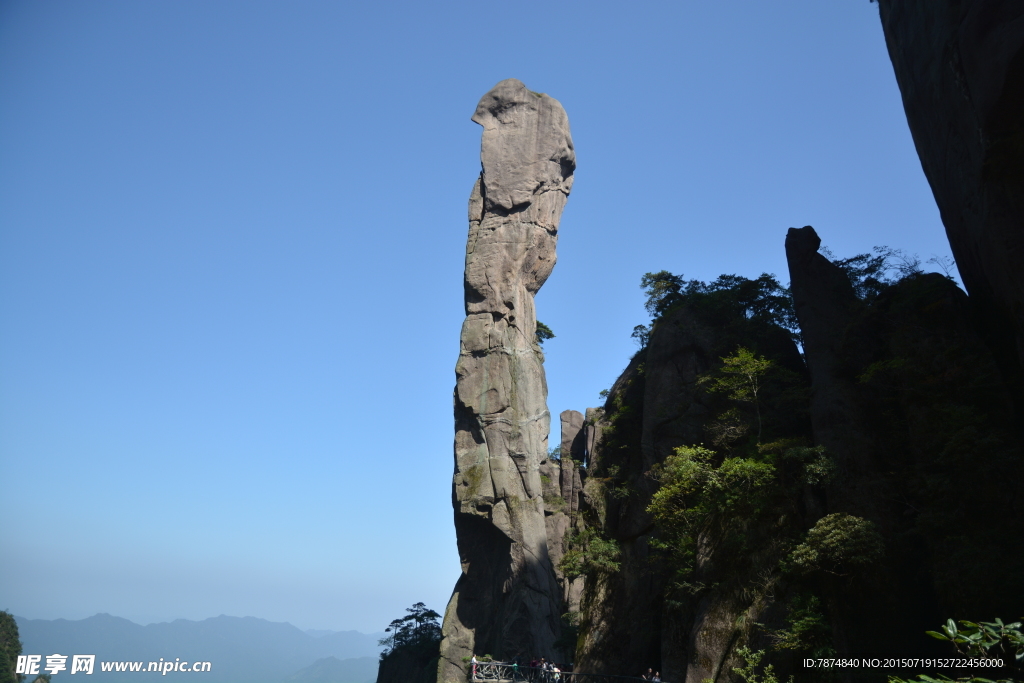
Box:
889 619 1023 683
728 618 1023 683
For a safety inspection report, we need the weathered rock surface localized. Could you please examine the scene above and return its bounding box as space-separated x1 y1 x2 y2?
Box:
877 0 1024 415
560 410 586 465
538 420 586 612
438 79 575 683
552 411 587 612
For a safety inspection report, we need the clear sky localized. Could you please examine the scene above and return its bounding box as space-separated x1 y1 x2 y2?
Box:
0 1 953 633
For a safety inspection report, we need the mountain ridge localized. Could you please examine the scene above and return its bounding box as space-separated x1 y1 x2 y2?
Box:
15 613 384 683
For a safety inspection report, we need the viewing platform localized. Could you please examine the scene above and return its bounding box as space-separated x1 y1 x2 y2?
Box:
470 663 667 683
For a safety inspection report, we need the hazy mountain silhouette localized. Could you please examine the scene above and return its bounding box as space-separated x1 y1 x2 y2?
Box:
286 656 378 682
15 614 383 683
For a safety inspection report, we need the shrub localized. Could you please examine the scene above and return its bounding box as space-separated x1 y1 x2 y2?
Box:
788 513 884 576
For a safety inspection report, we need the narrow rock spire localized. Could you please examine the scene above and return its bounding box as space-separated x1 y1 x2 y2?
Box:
438 79 575 683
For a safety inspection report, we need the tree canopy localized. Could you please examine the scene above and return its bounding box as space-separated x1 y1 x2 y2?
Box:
639 271 799 342
536 321 555 345
378 603 442 662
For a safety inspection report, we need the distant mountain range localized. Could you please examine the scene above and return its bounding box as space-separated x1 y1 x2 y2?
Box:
287 657 379 682
15 614 383 683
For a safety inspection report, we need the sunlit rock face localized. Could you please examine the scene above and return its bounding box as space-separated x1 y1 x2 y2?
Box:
438 79 575 683
877 0 1024 413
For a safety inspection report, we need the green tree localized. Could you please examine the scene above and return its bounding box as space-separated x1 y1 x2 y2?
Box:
648 445 776 542
732 647 793 683
787 513 884 577
639 271 799 342
647 444 777 592
631 324 650 348
378 603 442 661
700 347 774 442
640 271 686 317
0 611 21 683
820 245 923 301
559 527 621 580
536 321 555 345
767 594 835 658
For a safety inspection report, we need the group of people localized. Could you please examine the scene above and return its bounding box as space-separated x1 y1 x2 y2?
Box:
528 657 570 681
468 655 571 682
641 668 662 682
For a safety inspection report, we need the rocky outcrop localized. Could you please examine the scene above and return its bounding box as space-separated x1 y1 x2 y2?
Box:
575 301 808 682
551 410 587 612
438 79 576 682
784 227 873 517
569 225 1022 683
788 225 1024 670
876 0 1024 415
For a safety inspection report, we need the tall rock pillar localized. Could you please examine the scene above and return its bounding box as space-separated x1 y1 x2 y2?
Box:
439 79 575 682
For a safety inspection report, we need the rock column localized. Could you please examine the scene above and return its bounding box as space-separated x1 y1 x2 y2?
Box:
439 79 575 682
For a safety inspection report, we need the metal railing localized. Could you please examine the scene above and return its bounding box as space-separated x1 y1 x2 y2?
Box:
470 663 667 683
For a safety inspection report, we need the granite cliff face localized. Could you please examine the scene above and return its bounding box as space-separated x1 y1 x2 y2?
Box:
877 0 1024 414
438 79 576 682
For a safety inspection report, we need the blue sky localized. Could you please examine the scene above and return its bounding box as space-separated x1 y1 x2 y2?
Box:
0 1 951 633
